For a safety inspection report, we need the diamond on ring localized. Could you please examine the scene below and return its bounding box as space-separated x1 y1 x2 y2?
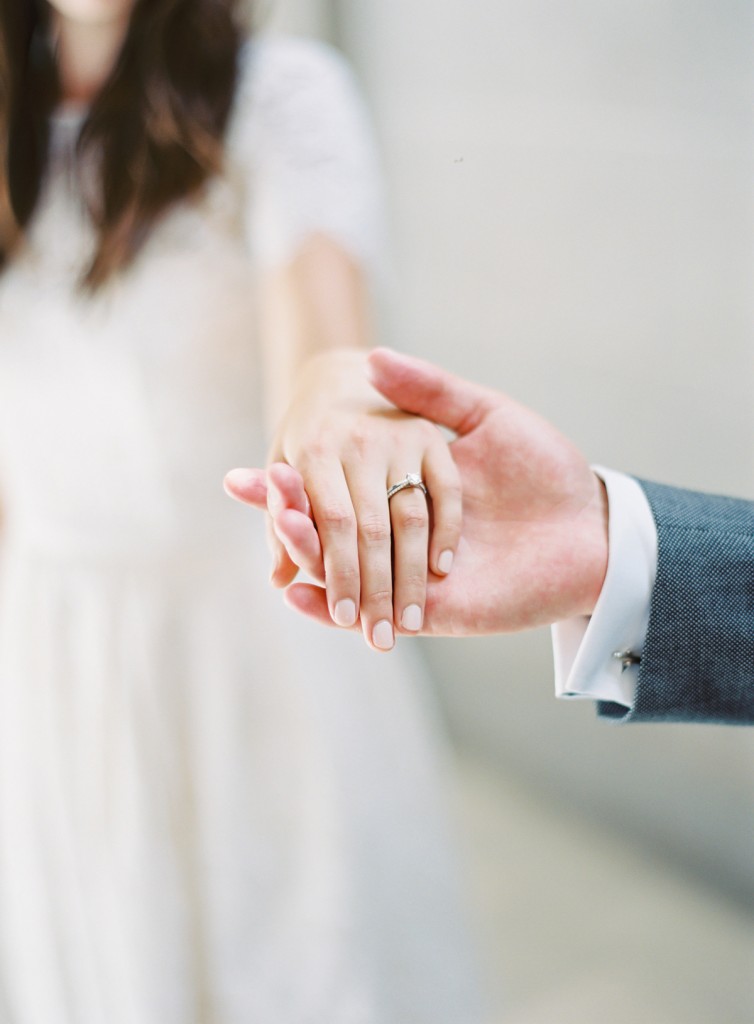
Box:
387 473 429 501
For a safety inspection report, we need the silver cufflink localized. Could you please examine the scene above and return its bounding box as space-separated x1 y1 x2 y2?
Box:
612 649 641 672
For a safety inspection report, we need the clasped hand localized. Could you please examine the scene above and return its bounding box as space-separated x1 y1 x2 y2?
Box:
232 348 462 652
225 348 609 647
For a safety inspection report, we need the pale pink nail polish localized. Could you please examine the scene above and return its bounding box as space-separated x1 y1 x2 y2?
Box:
333 599 357 627
372 620 394 650
401 604 423 632
437 550 454 575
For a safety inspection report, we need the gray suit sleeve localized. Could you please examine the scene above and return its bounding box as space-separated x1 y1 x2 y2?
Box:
597 479 754 725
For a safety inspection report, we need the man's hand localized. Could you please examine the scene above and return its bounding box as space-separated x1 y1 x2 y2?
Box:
225 348 609 637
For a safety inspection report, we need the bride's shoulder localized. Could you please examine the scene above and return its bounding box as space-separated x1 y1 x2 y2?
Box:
225 34 381 266
239 33 354 85
229 34 361 143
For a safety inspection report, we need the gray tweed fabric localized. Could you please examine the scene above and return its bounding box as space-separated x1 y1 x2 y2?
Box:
598 479 754 725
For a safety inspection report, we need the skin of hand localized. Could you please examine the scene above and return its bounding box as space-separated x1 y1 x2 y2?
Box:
225 347 609 639
257 347 463 652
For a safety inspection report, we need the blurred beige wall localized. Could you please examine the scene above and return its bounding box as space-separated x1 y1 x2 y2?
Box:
267 0 754 901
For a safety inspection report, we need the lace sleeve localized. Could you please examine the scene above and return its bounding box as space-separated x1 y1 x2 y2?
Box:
231 35 385 271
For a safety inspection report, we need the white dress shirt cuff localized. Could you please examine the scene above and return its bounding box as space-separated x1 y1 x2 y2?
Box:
551 467 657 709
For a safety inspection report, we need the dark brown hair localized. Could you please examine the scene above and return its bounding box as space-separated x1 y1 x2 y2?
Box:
0 0 244 288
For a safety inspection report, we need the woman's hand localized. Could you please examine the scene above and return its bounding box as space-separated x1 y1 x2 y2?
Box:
246 348 463 651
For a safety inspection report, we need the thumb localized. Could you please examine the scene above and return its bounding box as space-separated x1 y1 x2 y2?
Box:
366 348 496 435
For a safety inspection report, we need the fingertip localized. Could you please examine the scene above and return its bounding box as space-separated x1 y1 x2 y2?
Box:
332 598 358 628
436 548 454 576
365 346 390 372
366 346 404 383
366 346 394 364
424 450 463 577
284 583 340 628
400 604 423 632
223 467 268 506
270 561 296 589
370 619 395 652
282 582 307 612
268 536 298 588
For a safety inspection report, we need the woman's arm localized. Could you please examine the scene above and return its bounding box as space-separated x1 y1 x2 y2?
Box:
258 233 371 430
229 38 462 651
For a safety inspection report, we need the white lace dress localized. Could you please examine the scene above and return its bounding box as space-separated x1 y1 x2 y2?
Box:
0 36 482 1024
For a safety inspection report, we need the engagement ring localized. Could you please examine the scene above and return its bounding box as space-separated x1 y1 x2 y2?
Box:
386 473 428 501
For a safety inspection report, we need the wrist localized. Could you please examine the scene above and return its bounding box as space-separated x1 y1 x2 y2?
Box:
296 345 365 382
291 347 390 413
582 473 609 616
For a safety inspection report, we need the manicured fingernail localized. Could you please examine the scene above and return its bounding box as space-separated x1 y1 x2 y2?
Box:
401 604 423 632
333 599 357 627
372 619 394 650
437 549 454 575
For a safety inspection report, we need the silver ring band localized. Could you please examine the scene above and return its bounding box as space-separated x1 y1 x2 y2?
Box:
387 473 428 501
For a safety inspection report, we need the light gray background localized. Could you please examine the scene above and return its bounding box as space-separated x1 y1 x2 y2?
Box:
266 0 754 914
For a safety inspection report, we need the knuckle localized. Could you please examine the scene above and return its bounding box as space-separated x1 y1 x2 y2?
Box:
346 425 372 455
328 563 360 586
299 441 329 465
319 503 355 533
359 514 391 546
395 505 429 532
365 586 393 607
